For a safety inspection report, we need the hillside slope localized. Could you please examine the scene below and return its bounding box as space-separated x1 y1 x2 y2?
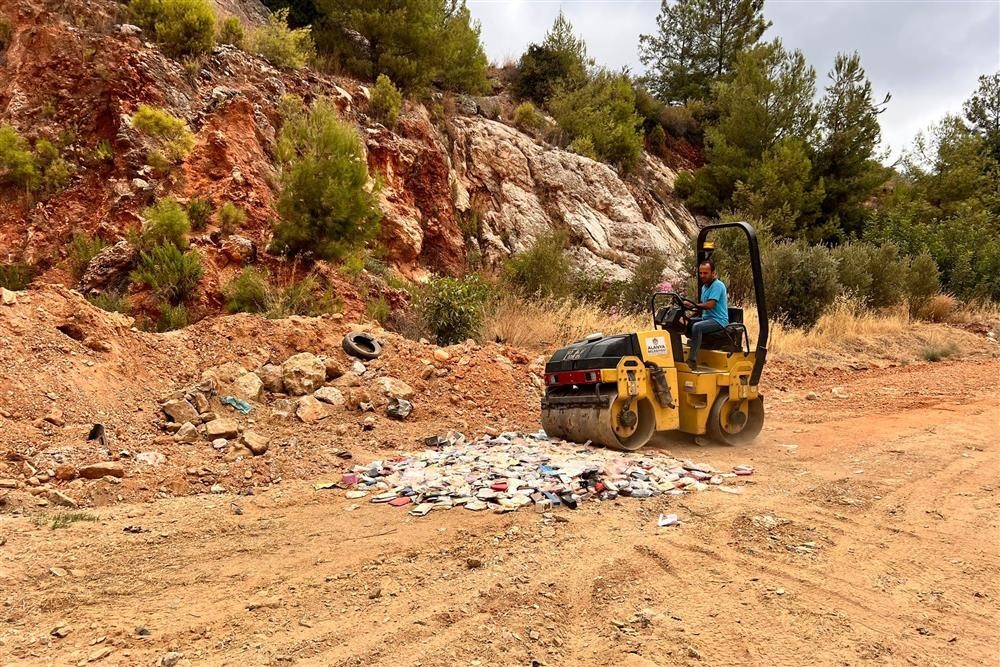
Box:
0 0 697 303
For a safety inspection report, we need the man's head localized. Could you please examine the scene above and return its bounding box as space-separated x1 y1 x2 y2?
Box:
698 259 716 283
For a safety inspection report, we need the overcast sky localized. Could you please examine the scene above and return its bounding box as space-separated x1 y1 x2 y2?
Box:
466 0 1000 161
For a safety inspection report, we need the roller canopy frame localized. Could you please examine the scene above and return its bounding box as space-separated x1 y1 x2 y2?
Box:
697 221 769 386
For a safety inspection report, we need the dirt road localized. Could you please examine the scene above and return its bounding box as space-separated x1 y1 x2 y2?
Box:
2 358 999 666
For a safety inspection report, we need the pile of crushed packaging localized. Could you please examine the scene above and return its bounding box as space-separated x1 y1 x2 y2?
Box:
339 431 753 516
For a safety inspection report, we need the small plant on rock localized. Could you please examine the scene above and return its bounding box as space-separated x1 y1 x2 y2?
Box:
218 16 244 47
88 290 129 314
130 0 215 58
218 201 246 233
0 14 13 52
130 105 195 169
186 197 212 231
68 232 107 279
0 123 39 189
513 101 545 132
156 303 191 331
503 230 572 299
270 97 381 260
246 8 314 70
369 74 403 128
131 243 203 305
223 267 269 314
0 262 35 290
139 199 191 250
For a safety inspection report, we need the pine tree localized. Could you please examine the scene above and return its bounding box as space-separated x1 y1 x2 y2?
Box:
514 11 591 105
315 0 488 94
963 71 1000 161
639 0 770 104
812 52 891 239
676 40 818 223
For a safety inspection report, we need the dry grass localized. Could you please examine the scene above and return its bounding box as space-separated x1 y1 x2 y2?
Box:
481 293 996 368
745 298 992 366
482 294 648 352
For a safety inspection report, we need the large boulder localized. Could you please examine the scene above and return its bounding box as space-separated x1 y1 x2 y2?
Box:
281 353 326 396
79 241 137 294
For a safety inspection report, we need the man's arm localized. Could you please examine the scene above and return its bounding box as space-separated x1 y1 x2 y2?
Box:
683 298 718 311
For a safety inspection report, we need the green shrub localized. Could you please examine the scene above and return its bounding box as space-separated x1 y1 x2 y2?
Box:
658 104 700 140
140 199 191 250
647 124 667 151
503 230 572 299
88 290 129 313
219 16 244 47
0 14 13 52
130 105 195 166
921 341 958 362
218 202 246 233
764 241 839 327
513 102 545 131
270 98 381 260
187 197 212 231
866 243 907 309
369 74 403 128
247 8 314 70
548 71 644 172
156 303 190 331
33 138 74 193
131 243 202 304
89 139 114 166
223 268 269 314
831 242 875 302
366 296 391 324
905 251 940 316
268 274 342 318
69 233 107 278
0 123 39 189
0 262 34 290
616 253 669 313
567 136 597 160
418 274 490 345
131 0 215 57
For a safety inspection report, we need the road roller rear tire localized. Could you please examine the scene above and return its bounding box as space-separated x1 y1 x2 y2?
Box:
707 391 764 446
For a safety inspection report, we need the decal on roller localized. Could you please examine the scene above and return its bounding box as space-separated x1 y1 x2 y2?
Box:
645 336 667 356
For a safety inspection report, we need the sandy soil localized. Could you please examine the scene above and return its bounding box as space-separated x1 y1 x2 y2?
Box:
2 351 998 666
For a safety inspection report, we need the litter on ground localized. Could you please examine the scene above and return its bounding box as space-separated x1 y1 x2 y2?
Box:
326 431 752 516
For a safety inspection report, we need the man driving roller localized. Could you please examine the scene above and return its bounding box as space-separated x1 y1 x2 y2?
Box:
683 259 728 370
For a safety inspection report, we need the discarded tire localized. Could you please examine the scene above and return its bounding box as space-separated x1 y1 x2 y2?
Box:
342 332 382 360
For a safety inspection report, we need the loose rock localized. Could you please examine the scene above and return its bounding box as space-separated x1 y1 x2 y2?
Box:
296 395 330 423
314 386 346 406
282 353 326 396
241 431 269 456
162 399 199 424
79 462 124 479
386 397 413 420
205 418 239 440
376 377 415 400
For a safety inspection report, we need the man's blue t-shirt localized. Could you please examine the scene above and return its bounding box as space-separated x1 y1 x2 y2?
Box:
701 279 729 326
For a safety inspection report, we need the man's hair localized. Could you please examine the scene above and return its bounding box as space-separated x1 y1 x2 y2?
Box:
699 258 716 271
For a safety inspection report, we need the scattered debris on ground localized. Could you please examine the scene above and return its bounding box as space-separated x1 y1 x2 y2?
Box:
321 431 753 516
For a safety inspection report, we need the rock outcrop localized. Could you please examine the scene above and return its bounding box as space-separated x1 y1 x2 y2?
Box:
448 117 698 279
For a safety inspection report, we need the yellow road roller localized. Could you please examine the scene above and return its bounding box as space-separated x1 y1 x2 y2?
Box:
541 221 768 449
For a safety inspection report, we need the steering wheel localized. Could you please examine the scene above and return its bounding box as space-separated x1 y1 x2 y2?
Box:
665 291 698 315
